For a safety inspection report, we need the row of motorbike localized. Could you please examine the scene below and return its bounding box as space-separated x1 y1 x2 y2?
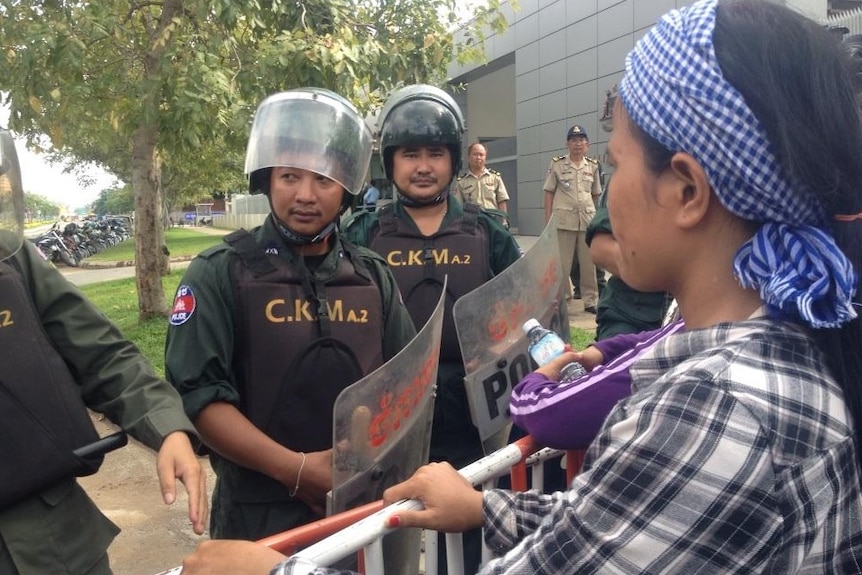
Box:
31 218 132 267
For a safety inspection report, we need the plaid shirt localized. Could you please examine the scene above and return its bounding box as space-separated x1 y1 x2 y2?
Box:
273 319 862 575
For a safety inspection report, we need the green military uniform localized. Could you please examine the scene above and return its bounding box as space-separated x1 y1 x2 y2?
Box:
586 192 671 341
543 153 602 308
453 168 509 212
165 217 415 539
343 196 521 467
0 241 196 575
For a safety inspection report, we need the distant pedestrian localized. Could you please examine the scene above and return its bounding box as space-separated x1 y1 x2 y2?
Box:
361 182 380 211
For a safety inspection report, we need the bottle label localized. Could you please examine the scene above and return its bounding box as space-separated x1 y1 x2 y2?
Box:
530 335 566 366
559 362 587 384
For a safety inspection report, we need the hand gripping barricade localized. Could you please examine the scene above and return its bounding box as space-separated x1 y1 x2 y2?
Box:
454 216 569 454
329 281 446 574
241 436 583 575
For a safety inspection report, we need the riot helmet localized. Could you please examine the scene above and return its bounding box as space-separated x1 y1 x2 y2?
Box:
377 85 465 205
244 88 373 245
0 129 24 261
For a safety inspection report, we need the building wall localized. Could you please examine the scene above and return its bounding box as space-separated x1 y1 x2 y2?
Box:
448 0 828 235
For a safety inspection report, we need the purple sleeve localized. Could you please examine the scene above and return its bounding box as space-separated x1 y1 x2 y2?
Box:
510 321 684 450
592 327 664 362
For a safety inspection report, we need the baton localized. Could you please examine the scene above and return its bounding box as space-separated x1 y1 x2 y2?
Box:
73 431 128 459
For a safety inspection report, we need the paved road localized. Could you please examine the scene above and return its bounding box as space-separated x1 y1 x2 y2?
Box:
59 260 192 286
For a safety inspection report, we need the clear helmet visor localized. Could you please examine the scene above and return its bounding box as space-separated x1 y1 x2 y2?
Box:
0 130 24 260
244 90 373 196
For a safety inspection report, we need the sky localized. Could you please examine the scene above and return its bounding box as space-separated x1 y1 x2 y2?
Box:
1 104 118 212
15 142 119 211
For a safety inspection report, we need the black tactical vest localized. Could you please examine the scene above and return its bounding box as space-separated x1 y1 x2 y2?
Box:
0 258 103 510
370 204 490 362
227 231 384 454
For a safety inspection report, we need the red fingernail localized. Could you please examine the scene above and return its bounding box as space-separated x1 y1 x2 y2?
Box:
564 344 573 352
386 515 401 528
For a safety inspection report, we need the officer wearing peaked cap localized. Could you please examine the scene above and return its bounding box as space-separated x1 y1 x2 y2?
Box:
543 124 602 312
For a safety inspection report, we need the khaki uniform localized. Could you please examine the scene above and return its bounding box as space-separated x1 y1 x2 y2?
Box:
543 155 602 307
454 168 509 211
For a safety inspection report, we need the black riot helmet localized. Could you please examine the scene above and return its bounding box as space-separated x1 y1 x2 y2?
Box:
377 85 465 194
0 129 24 260
244 88 373 245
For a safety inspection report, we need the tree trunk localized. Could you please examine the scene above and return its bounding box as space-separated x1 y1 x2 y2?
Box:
132 123 168 320
132 0 181 319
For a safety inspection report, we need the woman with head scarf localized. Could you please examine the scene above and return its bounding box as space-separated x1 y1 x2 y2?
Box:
181 2 862 573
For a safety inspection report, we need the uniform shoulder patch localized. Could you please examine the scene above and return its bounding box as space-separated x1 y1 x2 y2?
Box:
585 156 598 164
457 171 468 181
553 155 566 162
489 169 501 175
169 284 197 326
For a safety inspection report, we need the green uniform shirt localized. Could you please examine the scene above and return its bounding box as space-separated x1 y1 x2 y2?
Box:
165 218 415 538
165 217 416 422
0 241 195 575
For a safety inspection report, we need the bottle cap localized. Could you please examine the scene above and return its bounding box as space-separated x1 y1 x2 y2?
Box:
522 318 541 334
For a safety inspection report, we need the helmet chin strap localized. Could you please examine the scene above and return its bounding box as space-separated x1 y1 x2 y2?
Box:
268 194 345 247
397 187 449 209
274 216 337 246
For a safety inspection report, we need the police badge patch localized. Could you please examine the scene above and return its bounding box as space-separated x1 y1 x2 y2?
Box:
169 284 197 326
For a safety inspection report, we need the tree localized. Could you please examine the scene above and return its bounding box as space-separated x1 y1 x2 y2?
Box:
0 0 508 319
23 192 60 220
91 184 135 215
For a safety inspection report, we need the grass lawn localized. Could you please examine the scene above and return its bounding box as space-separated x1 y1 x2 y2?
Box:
80 271 185 377
570 327 596 350
86 227 229 262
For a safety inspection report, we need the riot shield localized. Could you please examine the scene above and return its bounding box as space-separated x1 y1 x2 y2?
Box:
0 130 24 261
454 217 568 454
328 280 445 574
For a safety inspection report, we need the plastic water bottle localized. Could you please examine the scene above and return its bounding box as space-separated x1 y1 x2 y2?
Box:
522 318 587 384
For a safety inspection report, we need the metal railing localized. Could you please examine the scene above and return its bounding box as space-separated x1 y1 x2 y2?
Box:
156 436 584 575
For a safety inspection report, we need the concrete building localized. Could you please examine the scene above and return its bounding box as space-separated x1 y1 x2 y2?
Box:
447 0 832 235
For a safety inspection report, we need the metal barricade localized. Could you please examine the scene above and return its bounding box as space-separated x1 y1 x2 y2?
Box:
155 437 584 575
269 437 583 575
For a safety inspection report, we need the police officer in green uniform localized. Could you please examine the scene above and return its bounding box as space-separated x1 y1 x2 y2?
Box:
343 84 521 575
454 142 510 225
543 125 602 312
0 128 207 575
164 89 416 542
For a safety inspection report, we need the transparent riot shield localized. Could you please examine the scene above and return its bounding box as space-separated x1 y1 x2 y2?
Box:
0 130 24 261
329 281 445 574
454 217 569 454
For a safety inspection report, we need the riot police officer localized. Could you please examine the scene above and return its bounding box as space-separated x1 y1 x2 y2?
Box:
343 84 521 574
0 128 206 574
165 89 415 541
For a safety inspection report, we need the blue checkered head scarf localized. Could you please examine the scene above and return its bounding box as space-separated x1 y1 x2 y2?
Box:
618 0 857 329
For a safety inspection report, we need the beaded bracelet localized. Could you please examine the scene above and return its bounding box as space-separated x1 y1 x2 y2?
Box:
289 452 306 497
